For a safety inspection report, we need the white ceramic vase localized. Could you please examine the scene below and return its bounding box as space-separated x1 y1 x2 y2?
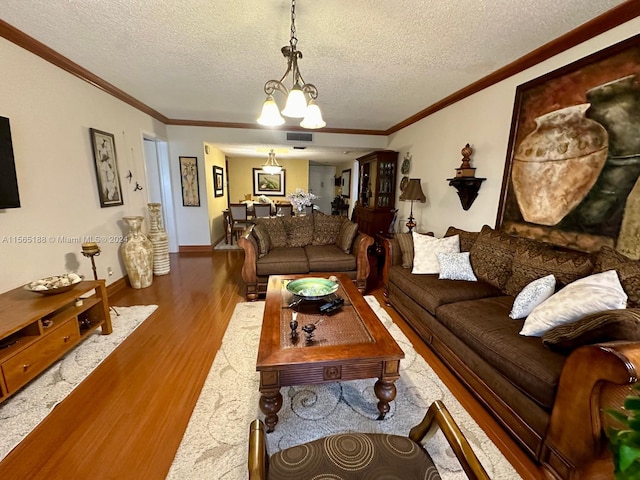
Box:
147 203 170 275
120 216 154 289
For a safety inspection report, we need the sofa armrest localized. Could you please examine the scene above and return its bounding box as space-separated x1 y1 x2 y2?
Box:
382 238 401 302
541 333 640 479
353 232 374 293
237 224 259 300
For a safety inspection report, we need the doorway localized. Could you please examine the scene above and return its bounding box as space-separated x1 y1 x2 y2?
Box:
308 165 336 214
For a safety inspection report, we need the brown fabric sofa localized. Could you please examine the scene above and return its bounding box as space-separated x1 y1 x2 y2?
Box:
382 225 640 480
238 212 374 300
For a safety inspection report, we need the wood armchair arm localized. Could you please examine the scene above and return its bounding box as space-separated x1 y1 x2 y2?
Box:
238 225 259 300
542 339 640 479
409 400 490 480
248 419 267 480
353 232 374 291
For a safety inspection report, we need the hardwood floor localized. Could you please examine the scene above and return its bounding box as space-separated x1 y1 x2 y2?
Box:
0 251 541 479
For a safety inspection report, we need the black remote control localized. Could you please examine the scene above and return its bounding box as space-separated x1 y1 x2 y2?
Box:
319 297 344 314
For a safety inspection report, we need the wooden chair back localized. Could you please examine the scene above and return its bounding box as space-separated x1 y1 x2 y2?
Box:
253 204 272 218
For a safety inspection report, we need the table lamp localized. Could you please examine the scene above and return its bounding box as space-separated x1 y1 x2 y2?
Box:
399 179 426 233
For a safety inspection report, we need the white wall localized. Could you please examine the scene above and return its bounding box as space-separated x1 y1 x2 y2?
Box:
0 37 167 294
388 17 640 237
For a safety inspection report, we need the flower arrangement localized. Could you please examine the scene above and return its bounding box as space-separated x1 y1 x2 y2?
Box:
287 188 318 212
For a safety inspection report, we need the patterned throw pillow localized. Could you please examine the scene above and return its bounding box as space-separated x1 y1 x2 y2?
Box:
437 252 477 281
252 223 272 258
505 238 594 296
444 227 480 252
594 246 640 307
396 233 414 269
313 213 345 245
254 217 286 248
509 274 556 320
412 233 459 274
336 221 359 253
520 271 628 337
282 215 314 247
469 225 519 292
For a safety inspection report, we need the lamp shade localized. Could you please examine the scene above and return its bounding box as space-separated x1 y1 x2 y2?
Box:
300 100 326 129
257 96 285 126
399 179 426 202
281 86 308 118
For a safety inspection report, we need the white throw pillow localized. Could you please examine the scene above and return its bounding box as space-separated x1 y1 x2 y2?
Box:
519 270 627 337
437 252 477 281
412 233 460 274
509 274 555 320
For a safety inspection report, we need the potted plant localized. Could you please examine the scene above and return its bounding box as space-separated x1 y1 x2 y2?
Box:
607 384 640 479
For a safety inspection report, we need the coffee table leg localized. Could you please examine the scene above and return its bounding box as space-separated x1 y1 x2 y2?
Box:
374 378 397 420
259 388 283 432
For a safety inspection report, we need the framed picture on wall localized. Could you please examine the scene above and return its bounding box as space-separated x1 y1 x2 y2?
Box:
179 156 200 206
496 33 640 255
90 128 123 207
213 166 224 198
253 168 286 196
341 169 351 198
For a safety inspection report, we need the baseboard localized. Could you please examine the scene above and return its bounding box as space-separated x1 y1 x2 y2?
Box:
106 276 128 298
179 245 213 253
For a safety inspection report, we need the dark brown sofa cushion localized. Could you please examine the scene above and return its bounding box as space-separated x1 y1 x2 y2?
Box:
254 217 287 248
282 215 314 247
336 221 359 253
256 247 309 276
312 213 345 245
436 296 566 409
305 245 357 272
594 246 640 307
269 433 440 480
542 309 640 352
395 232 414 268
388 265 501 315
252 223 271 257
505 238 594 296
469 225 519 292
444 226 479 252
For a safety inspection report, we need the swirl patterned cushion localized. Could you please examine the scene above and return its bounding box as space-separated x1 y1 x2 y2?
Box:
268 432 440 480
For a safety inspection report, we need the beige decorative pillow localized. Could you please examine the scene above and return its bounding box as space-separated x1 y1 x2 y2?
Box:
254 217 286 248
444 227 479 252
412 233 459 274
505 238 594 296
313 213 345 245
469 225 518 291
396 233 414 269
594 246 640 307
252 223 272 257
336 221 359 253
282 215 314 247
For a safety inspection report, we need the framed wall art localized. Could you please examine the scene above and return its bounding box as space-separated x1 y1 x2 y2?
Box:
90 128 123 207
497 33 640 257
341 169 351 198
213 165 224 198
179 156 200 206
253 168 285 196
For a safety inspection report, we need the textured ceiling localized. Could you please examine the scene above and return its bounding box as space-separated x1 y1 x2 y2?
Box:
0 0 629 157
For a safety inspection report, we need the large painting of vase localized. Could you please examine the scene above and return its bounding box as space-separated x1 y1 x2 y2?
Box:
497 33 640 258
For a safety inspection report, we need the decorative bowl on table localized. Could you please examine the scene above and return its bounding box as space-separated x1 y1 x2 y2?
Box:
24 273 84 295
286 277 339 301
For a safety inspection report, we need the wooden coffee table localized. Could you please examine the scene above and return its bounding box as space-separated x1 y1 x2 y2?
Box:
256 273 405 432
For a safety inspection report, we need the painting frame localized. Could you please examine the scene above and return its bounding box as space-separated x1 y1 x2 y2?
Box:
179 156 200 207
496 33 640 254
341 169 351 198
90 128 123 208
213 166 224 198
253 168 286 196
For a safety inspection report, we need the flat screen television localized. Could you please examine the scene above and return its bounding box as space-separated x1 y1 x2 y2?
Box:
0 116 20 209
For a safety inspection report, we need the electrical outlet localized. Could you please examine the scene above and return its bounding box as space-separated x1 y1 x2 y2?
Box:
107 267 113 277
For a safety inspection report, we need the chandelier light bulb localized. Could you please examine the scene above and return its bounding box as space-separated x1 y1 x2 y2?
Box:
281 86 308 118
300 99 326 129
257 95 285 126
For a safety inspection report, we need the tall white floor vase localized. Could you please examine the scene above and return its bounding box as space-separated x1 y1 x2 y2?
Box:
148 203 171 275
121 216 154 289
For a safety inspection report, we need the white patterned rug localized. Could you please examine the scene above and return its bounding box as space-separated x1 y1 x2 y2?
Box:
168 297 521 479
0 304 158 462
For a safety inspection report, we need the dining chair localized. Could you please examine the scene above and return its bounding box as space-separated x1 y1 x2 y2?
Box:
276 204 292 216
253 203 272 218
304 204 315 215
248 400 490 480
229 203 253 243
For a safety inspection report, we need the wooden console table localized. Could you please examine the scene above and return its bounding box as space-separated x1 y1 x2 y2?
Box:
0 280 112 404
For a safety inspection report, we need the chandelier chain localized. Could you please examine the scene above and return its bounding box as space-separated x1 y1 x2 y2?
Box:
290 0 297 48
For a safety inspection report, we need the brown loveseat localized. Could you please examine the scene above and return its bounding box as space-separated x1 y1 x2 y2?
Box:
382 225 640 480
238 212 374 300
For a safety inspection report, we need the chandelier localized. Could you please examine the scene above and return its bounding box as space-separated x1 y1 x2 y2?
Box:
257 0 326 129
262 149 282 174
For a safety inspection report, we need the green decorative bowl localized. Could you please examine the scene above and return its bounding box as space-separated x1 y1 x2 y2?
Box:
286 277 339 300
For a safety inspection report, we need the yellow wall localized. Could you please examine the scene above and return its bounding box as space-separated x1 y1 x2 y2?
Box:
227 156 309 203
204 143 227 244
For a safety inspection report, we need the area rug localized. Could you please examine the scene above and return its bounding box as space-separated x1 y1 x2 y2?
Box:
0 304 158 462
167 297 521 479
213 240 242 251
